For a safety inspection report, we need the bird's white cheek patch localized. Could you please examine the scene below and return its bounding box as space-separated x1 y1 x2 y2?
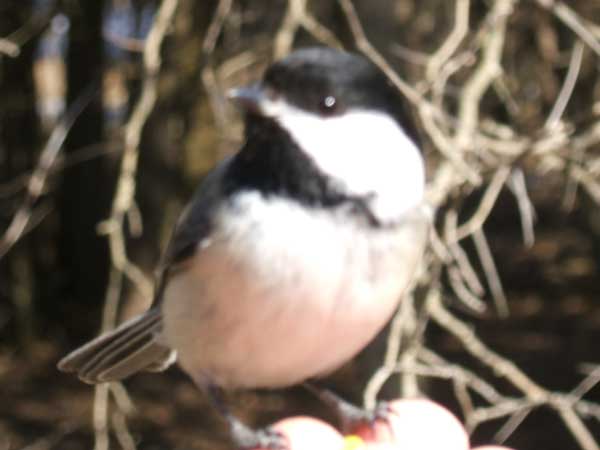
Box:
275 104 425 223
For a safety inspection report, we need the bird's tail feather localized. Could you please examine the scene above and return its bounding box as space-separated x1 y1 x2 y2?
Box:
58 308 176 384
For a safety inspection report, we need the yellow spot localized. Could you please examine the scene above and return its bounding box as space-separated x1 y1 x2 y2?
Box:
343 435 366 450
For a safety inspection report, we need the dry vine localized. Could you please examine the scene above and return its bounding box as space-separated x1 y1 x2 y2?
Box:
2 0 599 449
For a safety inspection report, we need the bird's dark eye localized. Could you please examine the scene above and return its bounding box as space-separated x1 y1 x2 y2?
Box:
319 95 337 115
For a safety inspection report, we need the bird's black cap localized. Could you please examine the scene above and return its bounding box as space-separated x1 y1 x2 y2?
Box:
261 47 419 144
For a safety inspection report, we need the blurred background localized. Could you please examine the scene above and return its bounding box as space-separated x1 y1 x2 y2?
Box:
1 0 600 449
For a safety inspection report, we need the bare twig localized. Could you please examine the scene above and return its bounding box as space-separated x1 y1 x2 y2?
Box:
455 0 514 152
102 30 145 53
573 366 600 401
300 15 341 49
455 166 511 240
201 0 235 141
429 295 545 397
0 141 120 198
93 383 110 450
111 410 136 450
417 347 506 406
92 3 179 448
472 228 508 317
363 295 410 409
0 37 20 57
445 210 486 297
426 0 471 80
274 0 307 58
0 86 95 258
507 169 536 247
428 295 600 450
545 40 584 130
202 0 233 54
493 408 532 443
536 0 600 58
94 267 122 450
389 43 430 66
337 0 420 105
274 0 340 59
98 0 179 301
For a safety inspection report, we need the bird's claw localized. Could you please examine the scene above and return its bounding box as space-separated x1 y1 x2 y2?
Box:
230 419 288 450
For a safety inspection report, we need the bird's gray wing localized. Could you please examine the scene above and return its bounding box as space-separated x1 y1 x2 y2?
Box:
58 158 232 383
152 156 232 306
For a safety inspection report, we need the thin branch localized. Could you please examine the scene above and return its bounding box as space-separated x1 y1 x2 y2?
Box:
0 37 20 57
455 0 514 152
93 383 110 450
420 107 483 185
572 366 600 401
557 406 600 450
364 294 411 409
545 40 584 130
274 0 307 58
94 267 122 450
428 294 546 399
0 86 95 258
389 43 430 65
202 0 233 54
536 0 600 58
274 0 341 59
428 295 600 450
337 0 420 105
417 347 506 406
493 408 532 443
472 228 508 318
0 141 120 198
426 0 471 80
445 210 486 297
201 0 235 141
299 13 341 49
111 410 136 450
455 166 511 241
98 0 179 301
507 169 536 247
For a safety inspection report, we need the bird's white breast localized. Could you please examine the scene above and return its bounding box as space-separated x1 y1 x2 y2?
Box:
162 192 428 389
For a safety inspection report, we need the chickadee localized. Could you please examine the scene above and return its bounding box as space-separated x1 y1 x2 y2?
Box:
59 47 429 448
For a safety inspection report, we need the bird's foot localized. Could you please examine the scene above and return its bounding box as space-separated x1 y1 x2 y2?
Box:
227 414 288 450
204 386 288 449
304 383 395 435
337 399 393 434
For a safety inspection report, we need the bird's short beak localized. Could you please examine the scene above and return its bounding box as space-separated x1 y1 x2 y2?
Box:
227 84 271 115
